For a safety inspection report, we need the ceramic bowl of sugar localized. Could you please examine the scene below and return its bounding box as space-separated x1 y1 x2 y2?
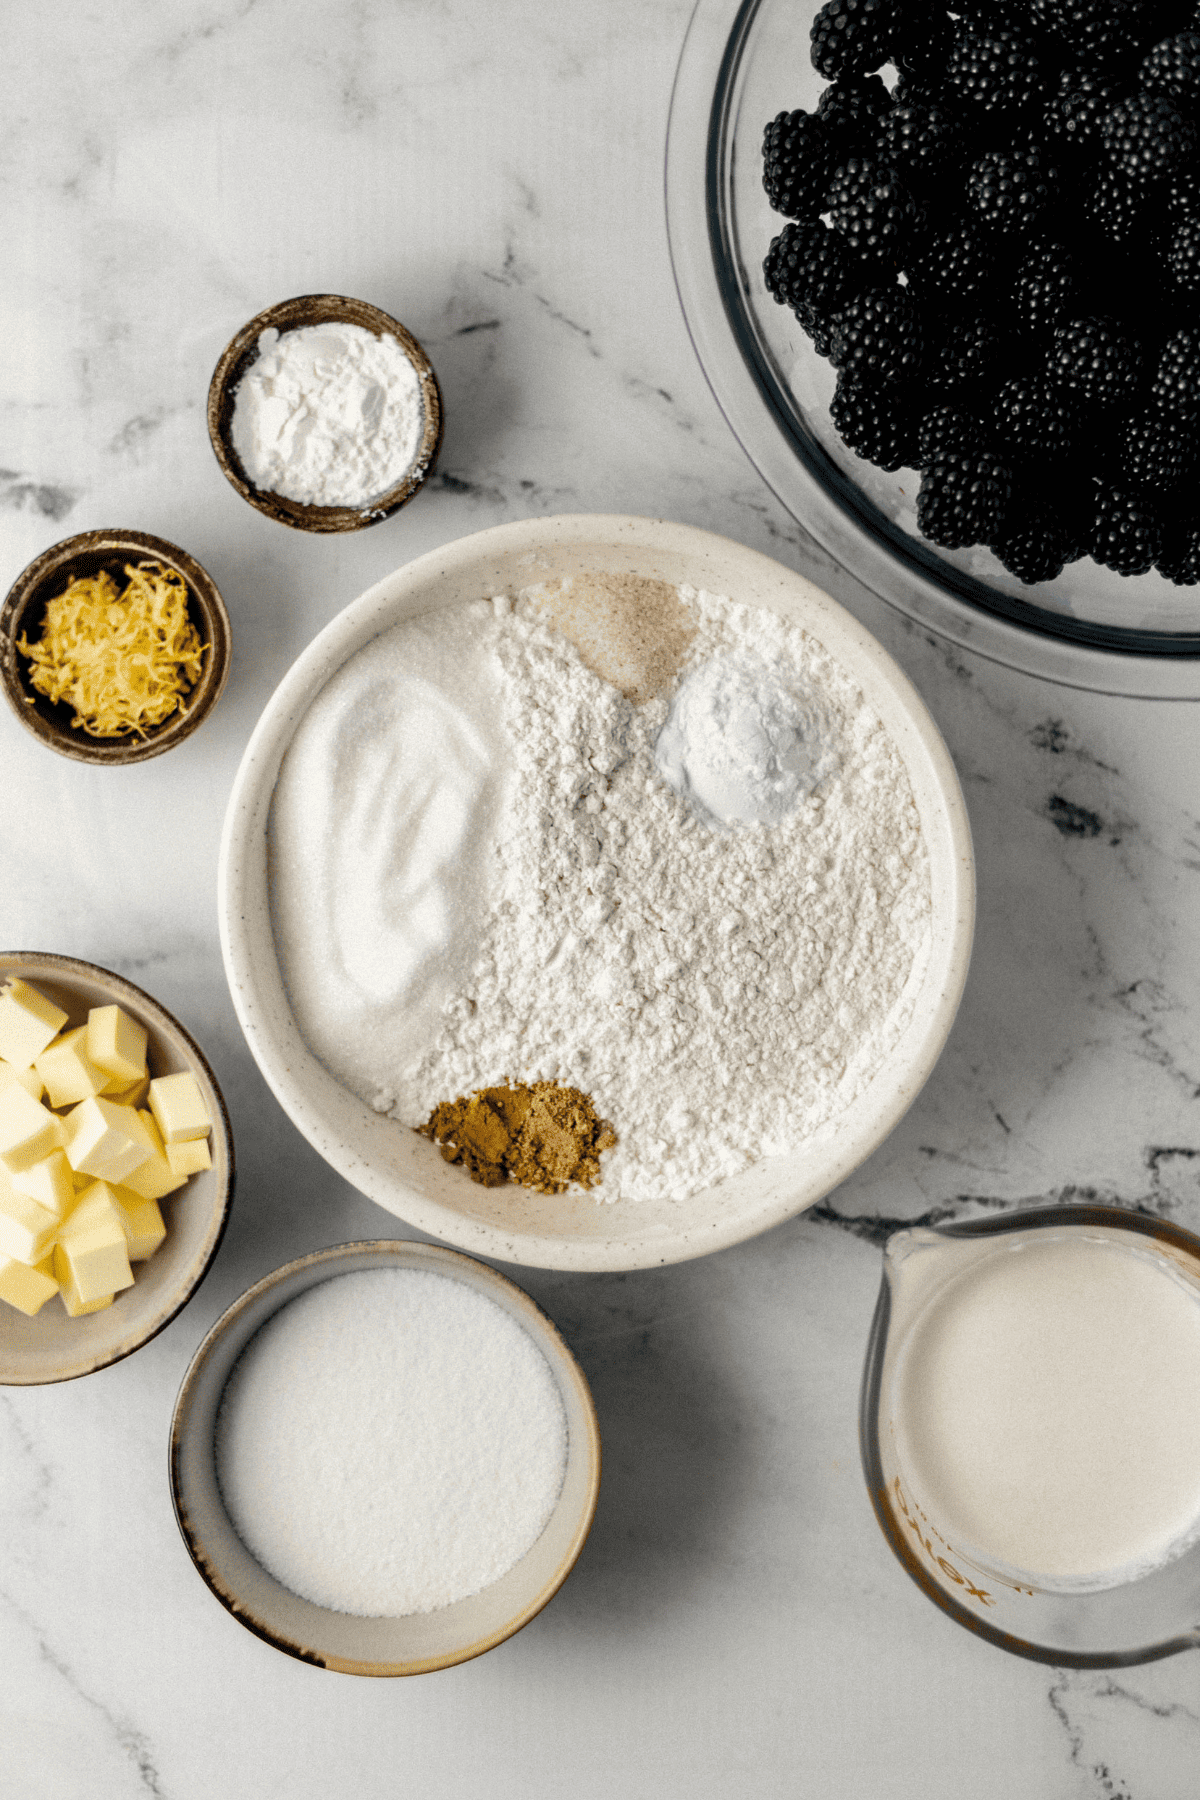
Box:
219 513 974 1272
170 1239 601 1675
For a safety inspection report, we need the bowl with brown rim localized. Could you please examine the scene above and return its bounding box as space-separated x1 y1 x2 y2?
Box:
207 294 444 533
0 950 235 1385
0 529 231 766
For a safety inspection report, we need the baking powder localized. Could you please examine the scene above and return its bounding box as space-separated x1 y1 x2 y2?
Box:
214 1268 568 1617
231 322 423 508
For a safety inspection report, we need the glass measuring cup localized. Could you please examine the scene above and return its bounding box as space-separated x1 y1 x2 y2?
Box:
860 1204 1200 1665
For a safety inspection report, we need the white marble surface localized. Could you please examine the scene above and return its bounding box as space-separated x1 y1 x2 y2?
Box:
4 2 1200 1794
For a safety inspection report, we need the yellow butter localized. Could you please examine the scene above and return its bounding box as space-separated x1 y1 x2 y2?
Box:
0 1059 45 1102
0 1177 59 1265
55 1252 115 1317
35 1025 110 1109
119 1109 186 1202
9 1148 74 1220
87 1005 148 1087
103 1070 150 1108
63 1097 152 1182
0 1251 59 1316
54 1221 134 1305
111 1189 166 1262
0 980 68 1070
147 1072 211 1145
0 1084 63 1174
165 1136 211 1177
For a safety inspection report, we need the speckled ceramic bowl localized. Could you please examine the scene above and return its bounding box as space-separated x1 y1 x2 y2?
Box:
170 1239 601 1676
0 952 235 1384
218 514 974 1272
207 294 444 533
0 530 230 766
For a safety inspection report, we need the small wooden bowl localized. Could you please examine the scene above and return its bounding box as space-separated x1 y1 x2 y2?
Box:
0 529 231 766
207 295 444 533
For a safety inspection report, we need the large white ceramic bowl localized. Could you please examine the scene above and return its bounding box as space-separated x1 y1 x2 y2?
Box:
218 514 974 1271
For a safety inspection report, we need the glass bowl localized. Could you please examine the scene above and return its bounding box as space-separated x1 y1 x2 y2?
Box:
666 0 1200 697
861 1203 1200 1665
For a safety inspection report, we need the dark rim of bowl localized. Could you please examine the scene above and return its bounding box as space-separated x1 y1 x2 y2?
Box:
706 0 1200 661
0 529 231 765
207 294 445 533
0 950 236 1384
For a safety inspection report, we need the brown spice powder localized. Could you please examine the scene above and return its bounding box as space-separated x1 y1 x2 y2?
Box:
523 572 694 704
419 1081 617 1194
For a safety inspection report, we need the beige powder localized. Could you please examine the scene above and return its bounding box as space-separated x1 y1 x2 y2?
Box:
521 573 694 704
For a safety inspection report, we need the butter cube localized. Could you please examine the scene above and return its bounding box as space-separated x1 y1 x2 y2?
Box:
56 1255 115 1317
63 1097 152 1183
0 1252 59 1317
119 1110 185 1202
0 1084 63 1173
147 1072 211 1145
35 1026 110 1109
59 1180 125 1241
0 1059 45 1102
53 1219 133 1306
103 1071 150 1108
0 980 68 1070
87 1005 148 1088
165 1136 211 1177
10 1149 74 1220
0 1178 59 1265
111 1189 166 1262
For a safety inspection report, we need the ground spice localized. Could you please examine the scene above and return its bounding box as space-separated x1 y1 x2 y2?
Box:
522 572 695 704
419 1081 617 1193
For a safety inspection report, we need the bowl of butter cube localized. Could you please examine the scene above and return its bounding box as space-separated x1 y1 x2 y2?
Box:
0 952 234 1383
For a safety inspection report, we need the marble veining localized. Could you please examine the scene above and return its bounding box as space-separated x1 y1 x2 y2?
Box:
4 0 1200 1794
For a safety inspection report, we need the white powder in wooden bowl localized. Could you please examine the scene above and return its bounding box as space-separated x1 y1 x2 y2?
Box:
214 1268 568 1617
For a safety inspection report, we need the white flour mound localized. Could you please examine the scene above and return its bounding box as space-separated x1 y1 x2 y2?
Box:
381 586 931 1204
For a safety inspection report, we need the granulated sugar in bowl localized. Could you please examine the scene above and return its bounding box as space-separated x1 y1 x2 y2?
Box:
170 1240 601 1675
219 516 974 1271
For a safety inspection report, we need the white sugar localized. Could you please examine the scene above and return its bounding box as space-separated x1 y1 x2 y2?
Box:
214 1268 568 1617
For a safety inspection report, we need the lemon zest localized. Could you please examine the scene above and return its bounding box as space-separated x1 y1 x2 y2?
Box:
17 561 206 738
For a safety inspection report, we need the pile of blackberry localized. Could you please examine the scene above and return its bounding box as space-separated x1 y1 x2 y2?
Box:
761 0 1200 586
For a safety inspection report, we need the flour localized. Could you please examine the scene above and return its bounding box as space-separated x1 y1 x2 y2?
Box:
271 584 932 1204
231 322 423 507
389 587 929 1203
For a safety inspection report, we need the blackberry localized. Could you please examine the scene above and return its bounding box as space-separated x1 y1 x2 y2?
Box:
1118 409 1198 489
1167 163 1200 212
915 404 984 465
794 300 841 359
1042 68 1130 154
993 372 1084 460
916 448 1012 546
828 285 925 383
1140 30 1200 108
1156 514 1200 582
1150 326 1200 413
1083 161 1163 245
763 220 864 317
1037 0 1159 70
874 102 963 189
817 74 893 154
810 0 896 79
967 143 1058 233
891 0 954 78
1048 315 1146 403
1090 479 1164 572
990 486 1082 582
827 158 926 261
1167 211 1200 284
1100 90 1198 184
829 371 919 469
906 219 999 308
762 111 835 219
1012 238 1078 335
945 22 1048 115
930 313 1013 393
